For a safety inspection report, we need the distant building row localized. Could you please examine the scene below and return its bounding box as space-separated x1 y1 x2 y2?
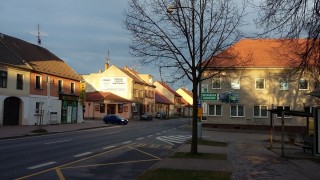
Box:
81 64 193 120
1 33 316 130
0 33 193 126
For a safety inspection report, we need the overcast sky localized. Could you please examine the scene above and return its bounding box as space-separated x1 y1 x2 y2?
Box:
0 0 260 89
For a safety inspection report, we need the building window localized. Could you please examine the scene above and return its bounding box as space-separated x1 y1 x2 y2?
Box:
139 90 144 98
299 79 308 90
279 79 289 90
231 105 244 117
71 82 75 94
277 106 291 118
253 105 268 118
134 89 139 98
0 70 7 88
16 74 23 90
212 77 221 89
35 75 42 89
100 103 105 113
58 80 63 93
231 78 240 89
255 78 265 89
202 84 208 93
118 104 123 113
208 105 222 116
132 104 138 112
35 102 43 114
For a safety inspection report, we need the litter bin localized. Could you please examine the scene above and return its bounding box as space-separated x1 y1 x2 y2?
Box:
197 122 202 139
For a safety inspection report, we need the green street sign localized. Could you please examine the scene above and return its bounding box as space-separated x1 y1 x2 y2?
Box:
201 93 217 100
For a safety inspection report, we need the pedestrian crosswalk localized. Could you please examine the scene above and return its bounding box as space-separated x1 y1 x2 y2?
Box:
156 135 192 145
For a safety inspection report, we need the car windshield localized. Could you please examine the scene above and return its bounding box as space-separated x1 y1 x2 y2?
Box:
114 114 122 119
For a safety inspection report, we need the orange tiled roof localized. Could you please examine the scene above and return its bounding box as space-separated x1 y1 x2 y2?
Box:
86 91 131 102
205 38 311 68
155 81 182 97
0 33 81 81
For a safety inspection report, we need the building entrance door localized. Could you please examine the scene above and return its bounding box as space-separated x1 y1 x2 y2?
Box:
3 97 20 125
107 104 116 114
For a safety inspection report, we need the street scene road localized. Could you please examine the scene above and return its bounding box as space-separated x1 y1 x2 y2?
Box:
0 119 190 179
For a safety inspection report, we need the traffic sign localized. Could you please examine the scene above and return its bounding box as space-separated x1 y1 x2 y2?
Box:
201 93 217 100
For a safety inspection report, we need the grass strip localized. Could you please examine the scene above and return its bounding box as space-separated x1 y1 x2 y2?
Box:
137 168 231 180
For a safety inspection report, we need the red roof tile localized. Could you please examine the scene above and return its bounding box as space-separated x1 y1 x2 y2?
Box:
205 39 311 68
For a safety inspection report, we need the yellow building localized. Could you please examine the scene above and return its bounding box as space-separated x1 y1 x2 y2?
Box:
154 81 182 117
82 64 155 119
202 39 317 130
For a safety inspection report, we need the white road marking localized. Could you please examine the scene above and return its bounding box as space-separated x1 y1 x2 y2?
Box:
156 135 192 145
108 131 121 135
122 141 132 144
147 135 153 137
44 139 72 145
102 145 116 150
27 162 56 170
136 137 144 140
73 152 92 158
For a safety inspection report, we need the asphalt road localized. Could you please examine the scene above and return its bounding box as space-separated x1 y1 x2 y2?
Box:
0 118 191 179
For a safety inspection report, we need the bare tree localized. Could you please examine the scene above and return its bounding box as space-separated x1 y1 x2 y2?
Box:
257 0 320 94
124 0 246 154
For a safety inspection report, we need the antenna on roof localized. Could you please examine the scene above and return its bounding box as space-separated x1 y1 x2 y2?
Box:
37 24 41 45
105 50 110 64
104 50 111 70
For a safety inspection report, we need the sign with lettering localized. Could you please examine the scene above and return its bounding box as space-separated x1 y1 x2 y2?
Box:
201 93 217 100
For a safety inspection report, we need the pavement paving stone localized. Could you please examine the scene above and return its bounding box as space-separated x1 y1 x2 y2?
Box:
177 144 228 154
152 158 233 171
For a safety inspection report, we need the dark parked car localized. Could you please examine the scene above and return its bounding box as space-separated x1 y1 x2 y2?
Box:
103 114 128 125
140 113 153 120
155 112 166 119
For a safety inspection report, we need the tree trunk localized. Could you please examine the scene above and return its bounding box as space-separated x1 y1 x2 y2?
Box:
190 80 198 154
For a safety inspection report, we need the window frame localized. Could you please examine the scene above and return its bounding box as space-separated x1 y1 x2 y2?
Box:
279 78 289 90
35 75 42 89
230 105 245 117
0 70 7 88
17 74 23 90
70 82 75 94
58 80 63 93
255 78 265 90
212 77 221 89
299 79 309 90
253 105 268 118
231 78 240 89
133 89 139 98
208 104 222 116
276 106 291 118
202 84 208 93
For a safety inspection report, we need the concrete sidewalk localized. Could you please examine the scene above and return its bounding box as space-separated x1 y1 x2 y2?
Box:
0 120 109 139
152 129 320 180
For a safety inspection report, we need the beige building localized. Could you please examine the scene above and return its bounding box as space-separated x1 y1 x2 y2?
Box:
82 64 155 119
154 81 182 117
201 39 317 129
176 87 193 117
